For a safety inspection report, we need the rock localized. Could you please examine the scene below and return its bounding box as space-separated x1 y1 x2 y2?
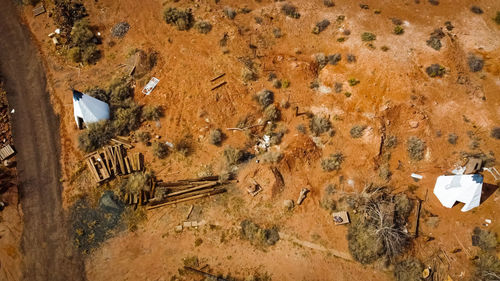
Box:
283 199 294 210
175 225 183 232
409 121 419 128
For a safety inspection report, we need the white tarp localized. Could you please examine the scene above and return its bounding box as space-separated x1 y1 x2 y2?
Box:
433 174 483 212
73 90 110 128
142 77 159 95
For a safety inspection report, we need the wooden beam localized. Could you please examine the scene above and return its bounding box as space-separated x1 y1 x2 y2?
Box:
166 182 218 197
147 188 226 210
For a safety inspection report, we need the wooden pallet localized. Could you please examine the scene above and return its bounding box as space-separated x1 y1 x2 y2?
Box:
33 5 46 16
84 144 142 183
0 144 15 161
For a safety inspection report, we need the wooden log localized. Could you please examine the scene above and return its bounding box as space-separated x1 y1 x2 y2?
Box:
184 266 228 281
164 187 221 201
211 81 227 91
135 153 142 171
210 73 225 82
147 188 226 210
166 182 218 197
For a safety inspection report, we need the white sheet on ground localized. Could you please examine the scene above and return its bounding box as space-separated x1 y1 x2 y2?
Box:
433 174 483 212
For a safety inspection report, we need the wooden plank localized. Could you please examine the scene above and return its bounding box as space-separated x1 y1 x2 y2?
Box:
166 182 218 197
135 153 142 171
147 188 226 210
210 73 226 82
111 138 133 149
124 156 131 174
86 158 101 182
115 146 126 174
211 81 227 91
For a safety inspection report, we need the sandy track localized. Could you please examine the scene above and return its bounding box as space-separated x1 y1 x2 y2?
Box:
0 2 85 281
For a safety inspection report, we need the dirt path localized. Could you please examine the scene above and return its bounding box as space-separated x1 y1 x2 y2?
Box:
0 2 85 281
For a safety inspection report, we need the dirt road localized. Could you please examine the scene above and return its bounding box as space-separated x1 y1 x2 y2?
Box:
0 2 85 281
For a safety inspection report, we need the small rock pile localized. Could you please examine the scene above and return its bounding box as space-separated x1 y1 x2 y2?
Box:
111 22 130 38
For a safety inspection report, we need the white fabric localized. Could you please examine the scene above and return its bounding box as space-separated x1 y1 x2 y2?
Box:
433 174 483 212
73 91 110 127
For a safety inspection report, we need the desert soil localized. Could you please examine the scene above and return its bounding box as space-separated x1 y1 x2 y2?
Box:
6 0 500 280
0 1 85 281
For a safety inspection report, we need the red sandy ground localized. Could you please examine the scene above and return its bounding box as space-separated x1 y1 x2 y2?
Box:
16 0 500 280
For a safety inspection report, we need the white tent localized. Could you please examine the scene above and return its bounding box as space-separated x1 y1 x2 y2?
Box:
72 90 110 129
433 174 483 212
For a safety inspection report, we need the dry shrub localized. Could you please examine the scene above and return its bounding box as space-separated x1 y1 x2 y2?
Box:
194 21 212 34
468 54 484 72
394 258 424 281
385 135 398 148
240 220 280 246
426 64 445 77
136 131 151 144
491 127 500 139
223 7 236 20
68 19 100 64
361 32 376 41
323 0 334 7
112 103 141 135
77 120 115 152
163 7 194 31
260 151 283 163
141 105 162 121
473 251 500 281
496 12 500 25
256 89 274 108
350 125 366 138
209 129 224 146
346 187 413 264
394 25 404 35
264 105 280 122
281 3 300 19
152 141 169 159
407 136 425 161
224 146 246 166
174 135 194 156
120 172 152 194
448 133 458 144
121 206 147 232
312 19 330 34
472 227 498 251
309 115 331 136
321 153 344 171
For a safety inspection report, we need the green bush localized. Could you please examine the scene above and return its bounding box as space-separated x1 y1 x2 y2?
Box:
141 105 162 121
77 120 115 152
348 78 360 86
281 3 300 19
86 87 109 103
407 136 425 161
350 125 366 138
174 135 194 156
321 153 344 171
152 141 169 159
309 115 331 136
394 258 424 281
361 32 376 41
394 25 404 35
163 7 194 31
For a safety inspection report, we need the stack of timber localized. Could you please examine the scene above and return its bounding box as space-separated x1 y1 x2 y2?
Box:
147 176 233 210
86 143 143 183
